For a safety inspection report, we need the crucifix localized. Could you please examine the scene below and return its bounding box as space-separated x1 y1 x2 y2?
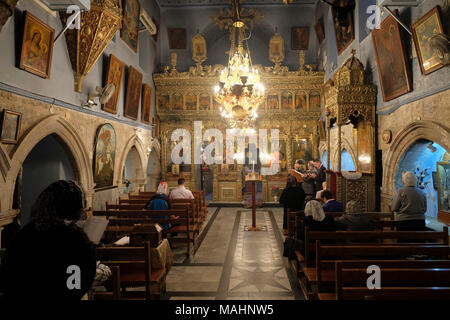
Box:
211 0 263 54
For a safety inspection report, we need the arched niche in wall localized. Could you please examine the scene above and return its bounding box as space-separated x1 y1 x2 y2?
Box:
394 139 448 219
19 134 77 225
122 146 145 193
341 149 356 171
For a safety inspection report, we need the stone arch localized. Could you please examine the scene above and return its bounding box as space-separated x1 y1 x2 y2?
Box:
116 134 148 187
382 120 450 197
5 115 93 210
0 143 11 183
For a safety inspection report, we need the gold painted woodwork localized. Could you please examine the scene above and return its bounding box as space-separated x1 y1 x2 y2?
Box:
324 50 377 211
154 51 324 201
60 0 122 92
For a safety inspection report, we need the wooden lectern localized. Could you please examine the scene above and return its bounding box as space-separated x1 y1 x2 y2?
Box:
245 173 262 231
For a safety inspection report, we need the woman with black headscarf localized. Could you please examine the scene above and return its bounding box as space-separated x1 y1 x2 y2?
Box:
0 180 96 301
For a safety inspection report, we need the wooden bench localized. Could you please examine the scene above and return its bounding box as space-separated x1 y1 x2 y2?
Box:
94 209 194 257
330 260 450 300
305 241 450 299
302 226 449 267
95 241 166 300
93 266 121 300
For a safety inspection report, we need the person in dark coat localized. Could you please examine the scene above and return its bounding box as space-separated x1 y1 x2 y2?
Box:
0 180 96 301
301 162 317 203
321 189 344 212
279 175 306 235
145 182 178 231
313 159 327 192
334 200 375 231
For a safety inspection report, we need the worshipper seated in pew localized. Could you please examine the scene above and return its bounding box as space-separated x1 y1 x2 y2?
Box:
0 180 96 301
321 189 343 212
284 200 335 260
144 182 179 232
279 175 306 235
334 200 375 231
391 171 427 231
169 178 195 200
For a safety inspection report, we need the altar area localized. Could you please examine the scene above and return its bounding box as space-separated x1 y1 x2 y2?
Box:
153 50 324 203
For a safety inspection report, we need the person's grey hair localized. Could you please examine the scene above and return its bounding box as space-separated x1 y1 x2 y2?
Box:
345 200 361 215
402 171 417 187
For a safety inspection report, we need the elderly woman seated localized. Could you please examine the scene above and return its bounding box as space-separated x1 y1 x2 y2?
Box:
334 200 375 231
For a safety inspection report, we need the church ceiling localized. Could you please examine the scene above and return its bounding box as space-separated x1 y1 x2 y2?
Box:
157 0 318 8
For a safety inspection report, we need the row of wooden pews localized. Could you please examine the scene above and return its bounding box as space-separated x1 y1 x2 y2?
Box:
289 210 450 300
91 189 207 300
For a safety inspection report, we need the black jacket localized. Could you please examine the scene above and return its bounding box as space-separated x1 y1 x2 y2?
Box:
279 186 306 211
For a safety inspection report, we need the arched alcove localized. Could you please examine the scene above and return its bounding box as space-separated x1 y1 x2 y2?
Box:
341 149 356 171
321 150 330 170
20 134 77 225
394 140 448 218
123 146 145 193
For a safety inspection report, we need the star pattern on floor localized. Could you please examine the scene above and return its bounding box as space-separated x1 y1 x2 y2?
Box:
229 265 290 292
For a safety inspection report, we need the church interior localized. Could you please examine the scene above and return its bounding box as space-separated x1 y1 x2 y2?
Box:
0 0 449 303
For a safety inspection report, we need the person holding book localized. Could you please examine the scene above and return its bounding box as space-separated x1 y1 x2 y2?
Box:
0 180 96 300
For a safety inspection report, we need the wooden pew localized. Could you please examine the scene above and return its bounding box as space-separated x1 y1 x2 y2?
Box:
307 241 450 299
303 226 449 267
95 241 166 300
331 261 450 300
94 209 194 257
297 228 449 298
289 210 395 238
171 199 201 232
93 266 121 300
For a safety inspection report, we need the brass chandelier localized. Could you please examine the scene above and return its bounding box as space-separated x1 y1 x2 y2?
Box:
213 5 265 127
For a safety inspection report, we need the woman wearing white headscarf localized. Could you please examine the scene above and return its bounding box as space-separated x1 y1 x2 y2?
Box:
391 171 427 231
293 200 335 256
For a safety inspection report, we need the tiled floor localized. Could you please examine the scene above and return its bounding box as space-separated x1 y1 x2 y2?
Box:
166 207 303 300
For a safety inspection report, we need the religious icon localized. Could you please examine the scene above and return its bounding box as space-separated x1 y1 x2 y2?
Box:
121 0 140 53
192 33 207 65
141 84 152 125
269 32 285 64
331 2 355 54
185 94 197 111
93 124 116 189
267 94 279 110
169 28 187 50
103 54 124 114
281 92 293 110
124 66 143 120
157 95 169 111
309 91 321 109
199 94 210 111
172 93 183 110
20 12 55 79
411 6 445 75
372 10 412 101
0 110 22 144
152 117 160 138
291 27 309 50
292 139 313 165
295 92 307 110
437 162 450 217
